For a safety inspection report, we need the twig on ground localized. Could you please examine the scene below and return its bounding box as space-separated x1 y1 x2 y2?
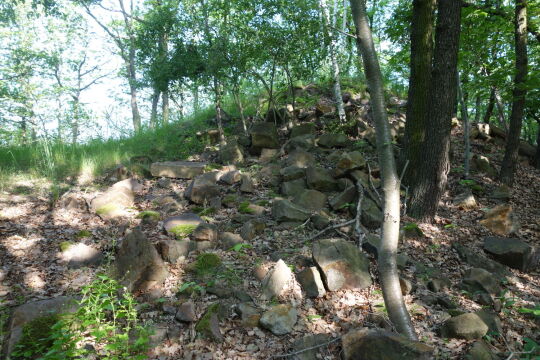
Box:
270 336 342 359
307 219 355 241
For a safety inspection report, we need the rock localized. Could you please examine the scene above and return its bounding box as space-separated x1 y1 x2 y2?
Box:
490 185 510 201
150 161 206 179
313 238 372 291
286 149 316 168
192 223 218 242
400 277 413 295
317 133 349 148
259 304 298 335
157 178 171 188
185 174 221 205
454 190 477 209
280 166 305 181
57 191 87 211
466 340 498 360
483 236 533 271
272 199 311 222
427 278 451 292
240 174 255 193
460 268 501 296
176 301 197 322
240 220 266 241
329 186 357 211
290 123 316 138
297 267 326 298
471 155 497 176
333 151 366 177
196 303 223 342
219 232 243 250
60 243 103 269
341 328 433 360
291 334 332 360
361 196 383 229
236 302 261 327
453 243 511 277
90 179 141 219
261 259 294 300
286 134 317 151
480 205 519 236
293 189 327 212
306 166 339 192
220 170 241 185
219 141 244 165
2 296 78 358
250 122 279 154
311 213 331 230
440 313 489 340
337 177 354 191
156 240 190 263
260 148 278 163
474 309 503 334
362 233 381 257
266 107 290 125
115 229 168 292
281 178 307 196
163 213 204 238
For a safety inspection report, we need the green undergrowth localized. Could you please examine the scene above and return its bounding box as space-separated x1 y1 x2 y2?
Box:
169 224 198 238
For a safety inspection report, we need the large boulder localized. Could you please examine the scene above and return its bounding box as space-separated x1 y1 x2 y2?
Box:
2 297 78 358
341 328 433 360
453 243 510 277
272 199 311 222
313 238 372 291
333 151 366 177
460 268 502 296
290 123 316 138
250 122 279 154
483 236 533 271
219 141 244 165
306 166 339 192
361 196 383 229
90 178 142 219
115 229 168 292
163 213 204 238
184 173 221 205
286 149 316 168
281 179 307 196
261 259 294 300
440 313 489 340
318 133 349 148
280 166 305 181
150 161 206 179
293 189 328 212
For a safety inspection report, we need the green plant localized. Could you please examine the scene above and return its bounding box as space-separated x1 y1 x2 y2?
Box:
518 304 540 317
168 224 198 238
59 241 74 252
444 223 458 229
192 206 216 216
256 200 269 206
497 290 517 314
521 338 540 359
178 281 206 295
75 229 92 239
229 243 253 254
194 253 222 276
238 201 254 214
136 210 161 220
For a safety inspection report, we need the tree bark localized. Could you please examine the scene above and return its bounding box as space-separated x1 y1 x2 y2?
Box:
474 94 481 123
535 118 540 169
483 88 495 123
162 89 170 125
409 0 462 222
458 73 470 178
402 0 436 187
213 77 226 144
499 0 528 185
350 0 417 341
150 90 160 128
494 87 507 131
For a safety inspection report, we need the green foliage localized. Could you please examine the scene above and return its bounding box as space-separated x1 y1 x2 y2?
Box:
192 206 216 216
178 281 206 295
194 253 222 276
136 210 161 220
11 275 149 359
228 243 253 253
59 241 73 252
238 201 254 214
75 229 92 238
168 224 198 238
518 304 540 317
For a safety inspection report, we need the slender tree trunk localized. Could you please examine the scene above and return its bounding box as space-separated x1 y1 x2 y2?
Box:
494 87 507 130
483 87 495 123
350 0 417 341
534 118 540 169
458 73 470 178
474 94 482 123
409 0 462 222
402 0 436 187
213 77 226 144
150 90 160 128
233 88 248 135
321 0 347 123
193 83 199 113
72 97 80 145
500 0 528 185
162 89 170 125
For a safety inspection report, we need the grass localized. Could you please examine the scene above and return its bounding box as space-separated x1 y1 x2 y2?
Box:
168 224 198 238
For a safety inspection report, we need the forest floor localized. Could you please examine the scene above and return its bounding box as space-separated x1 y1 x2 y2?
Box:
0 121 539 359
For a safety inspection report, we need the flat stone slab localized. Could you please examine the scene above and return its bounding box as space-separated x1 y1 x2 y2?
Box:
151 161 206 179
483 236 533 271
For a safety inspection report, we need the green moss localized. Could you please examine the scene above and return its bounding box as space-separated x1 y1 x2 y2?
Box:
60 241 74 252
75 229 92 239
238 201 254 214
204 163 222 172
136 210 161 220
403 222 424 237
222 194 238 205
471 184 484 193
169 224 198 238
12 314 60 359
95 203 120 216
195 253 222 275
192 206 216 216
195 303 221 341
256 200 269 207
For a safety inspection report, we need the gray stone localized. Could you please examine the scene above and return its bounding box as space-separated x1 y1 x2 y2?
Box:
329 186 357 211
163 213 204 237
454 191 478 209
157 178 171 188
115 229 168 292
440 313 489 340
362 233 381 257
259 304 298 335
156 239 190 262
333 151 366 177
290 123 316 138
286 149 315 168
489 185 510 201
250 122 279 153
313 238 372 291
361 196 383 229
175 301 197 322
427 278 452 292
219 142 244 165
259 148 278 163
466 340 498 360
293 189 327 212
471 155 497 176
219 232 243 250
306 166 339 192
280 166 305 181
220 170 241 185
192 223 218 242
240 220 266 241
291 334 332 360
272 199 311 223
341 328 433 360
474 309 503 334
60 243 103 269
460 268 501 296
90 179 141 219
185 174 221 205
235 302 261 327
286 134 317 151
311 213 331 230
297 267 326 298
281 178 307 196
240 174 255 193
196 304 223 342
150 161 206 179
400 277 413 295
317 133 349 148
483 236 533 271
261 259 293 300
453 243 511 277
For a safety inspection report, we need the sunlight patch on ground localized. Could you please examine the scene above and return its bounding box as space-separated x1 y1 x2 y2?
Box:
2 235 39 258
24 270 46 290
0 205 30 219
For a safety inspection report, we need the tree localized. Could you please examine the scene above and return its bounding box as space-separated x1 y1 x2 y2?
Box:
408 0 462 222
499 0 528 185
349 0 416 340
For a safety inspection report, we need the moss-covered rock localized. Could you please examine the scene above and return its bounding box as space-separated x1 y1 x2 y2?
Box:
168 224 198 238
136 210 161 220
194 253 222 276
59 241 74 252
195 303 223 342
75 229 92 239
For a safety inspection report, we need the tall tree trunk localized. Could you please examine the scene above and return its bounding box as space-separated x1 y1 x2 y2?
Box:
458 73 470 178
402 0 436 187
474 94 482 123
409 0 462 222
483 87 495 123
499 0 528 185
321 0 347 123
233 88 248 135
350 0 417 341
494 87 507 130
162 89 170 125
150 90 160 128
213 77 225 144
72 97 80 145
193 83 199 113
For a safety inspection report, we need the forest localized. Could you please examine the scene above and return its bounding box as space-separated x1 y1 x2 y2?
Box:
0 0 539 359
